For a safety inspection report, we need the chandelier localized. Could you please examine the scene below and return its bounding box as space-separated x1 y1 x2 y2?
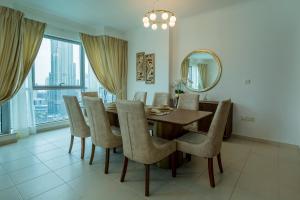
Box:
143 9 176 30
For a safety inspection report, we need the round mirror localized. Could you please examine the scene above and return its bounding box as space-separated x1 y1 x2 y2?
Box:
181 49 222 92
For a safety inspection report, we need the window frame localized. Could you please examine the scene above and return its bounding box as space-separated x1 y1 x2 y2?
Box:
32 35 86 90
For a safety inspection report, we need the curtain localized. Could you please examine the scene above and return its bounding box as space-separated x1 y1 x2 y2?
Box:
198 63 208 89
181 58 189 84
81 34 128 99
0 6 46 105
10 72 36 136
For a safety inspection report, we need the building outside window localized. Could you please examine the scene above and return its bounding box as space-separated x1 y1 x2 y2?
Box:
31 36 115 125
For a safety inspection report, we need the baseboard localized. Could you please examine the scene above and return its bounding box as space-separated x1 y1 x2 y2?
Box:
0 133 18 146
36 120 69 133
232 134 299 149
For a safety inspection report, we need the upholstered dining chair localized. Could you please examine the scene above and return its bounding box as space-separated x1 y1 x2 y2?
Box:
133 91 147 104
63 96 90 159
116 100 177 197
177 93 199 110
84 97 122 174
176 99 231 187
177 93 200 133
152 92 170 106
81 92 98 116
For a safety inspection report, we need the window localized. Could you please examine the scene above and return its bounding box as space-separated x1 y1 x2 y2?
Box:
31 36 115 125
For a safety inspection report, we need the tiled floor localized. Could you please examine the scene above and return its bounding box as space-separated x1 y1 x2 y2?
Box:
0 128 299 200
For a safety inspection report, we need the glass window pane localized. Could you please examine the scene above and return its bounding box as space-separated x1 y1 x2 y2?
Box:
34 38 81 87
33 89 82 124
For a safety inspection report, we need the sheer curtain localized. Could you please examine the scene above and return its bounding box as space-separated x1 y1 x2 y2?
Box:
10 72 36 136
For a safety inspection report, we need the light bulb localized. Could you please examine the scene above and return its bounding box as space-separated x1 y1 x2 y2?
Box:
161 23 168 30
144 22 150 28
161 12 169 20
169 21 175 27
151 23 157 30
170 15 176 22
149 13 157 21
143 16 149 23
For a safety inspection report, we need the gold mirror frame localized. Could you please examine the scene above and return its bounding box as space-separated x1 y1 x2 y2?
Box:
181 49 222 93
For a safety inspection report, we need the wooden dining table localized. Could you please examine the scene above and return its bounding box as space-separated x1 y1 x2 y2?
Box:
105 106 212 168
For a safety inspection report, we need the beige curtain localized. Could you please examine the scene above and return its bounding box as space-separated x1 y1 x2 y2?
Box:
81 34 128 99
0 7 46 105
198 63 208 89
181 58 189 84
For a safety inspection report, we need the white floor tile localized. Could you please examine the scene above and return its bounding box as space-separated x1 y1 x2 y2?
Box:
0 187 22 200
9 163 50 184
0 175 14 190
16 172 64 200
0 128 299 200
31 184 81 200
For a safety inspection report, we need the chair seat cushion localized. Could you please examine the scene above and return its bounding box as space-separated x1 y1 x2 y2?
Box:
146 136 176 164
176 132 211 157
111 126 121 136
177 132 207 144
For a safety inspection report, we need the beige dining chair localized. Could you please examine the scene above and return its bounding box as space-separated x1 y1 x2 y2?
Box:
81 92 98 116
176 99 231 187
177 93 200 133
177 93 199 110
152 92 170 106
116 100 177 197
84 97 122 174
133 91 147 104
63 96 90 159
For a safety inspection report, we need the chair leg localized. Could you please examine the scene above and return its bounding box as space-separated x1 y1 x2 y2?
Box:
80 138 85 159
120 157 128 182
68 135 74 153
104 148 110 174
145 164 150 197
208 158 215 188
217 153 223 173
89 144 95 165
171 152 177 177
113 148 117 153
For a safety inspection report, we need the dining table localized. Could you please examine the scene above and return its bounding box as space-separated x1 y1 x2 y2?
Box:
105 105 212 169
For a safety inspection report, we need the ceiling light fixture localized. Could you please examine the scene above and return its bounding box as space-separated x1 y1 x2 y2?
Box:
143 2 176 31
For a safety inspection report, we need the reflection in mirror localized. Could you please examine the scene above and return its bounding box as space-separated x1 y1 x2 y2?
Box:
181 50 222 92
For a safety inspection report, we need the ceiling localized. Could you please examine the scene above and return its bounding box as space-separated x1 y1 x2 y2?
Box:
6 0 249 32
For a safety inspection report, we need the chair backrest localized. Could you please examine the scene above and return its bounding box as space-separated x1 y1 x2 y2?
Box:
116 100 153 163
84 97 117 147
133 92 147 104
206 99 231 156
81 92 99 116
152 92 170 106
177 93 199 110
63 96 89 137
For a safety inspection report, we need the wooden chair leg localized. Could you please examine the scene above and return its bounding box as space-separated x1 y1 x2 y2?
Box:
171 152 177 177
80 138 85 159
89 144 95 165
104 148 110 174
145 164 150 197
208 158 215 187
120 157 128 182
68 135 74 153
217 153 223 173
113 148 117 153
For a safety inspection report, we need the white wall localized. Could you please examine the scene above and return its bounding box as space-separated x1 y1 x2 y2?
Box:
171 0 300 145
125 28 169 104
